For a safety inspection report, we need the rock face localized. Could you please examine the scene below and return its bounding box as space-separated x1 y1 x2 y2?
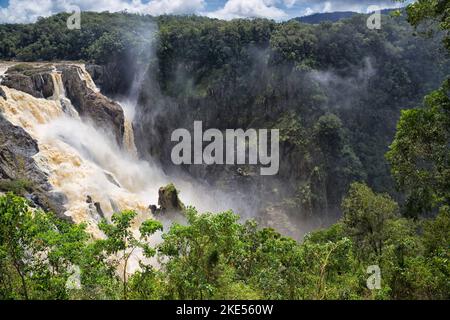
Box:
86 60 138 96
59 65 125 145
0 114 40 180
1 65 54 99
0 114 68 219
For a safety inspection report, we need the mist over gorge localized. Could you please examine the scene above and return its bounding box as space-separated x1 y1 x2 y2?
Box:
0 11 449 240
0 2 449 300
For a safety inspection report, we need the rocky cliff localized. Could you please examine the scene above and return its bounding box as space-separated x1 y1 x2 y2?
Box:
2 63 125 144
0 113 68 218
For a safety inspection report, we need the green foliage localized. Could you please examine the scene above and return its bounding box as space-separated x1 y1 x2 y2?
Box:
158 207 245 299
0 5 449 300
1 11 448 220
0 192 448 300
314 113 344 157
0 179 32 195
0 193 88 299
98 210 162 299
397 0 450 51
342 182 399 258
387 80 450 217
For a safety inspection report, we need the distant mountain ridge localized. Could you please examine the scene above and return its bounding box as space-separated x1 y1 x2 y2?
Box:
295 8 399 24
296 11 357 24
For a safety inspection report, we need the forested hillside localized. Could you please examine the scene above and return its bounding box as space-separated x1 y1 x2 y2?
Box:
0 9 448 229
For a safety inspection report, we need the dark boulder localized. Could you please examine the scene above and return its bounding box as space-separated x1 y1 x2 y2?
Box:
94 202 105 219
149 204 158 215
86 195 105 220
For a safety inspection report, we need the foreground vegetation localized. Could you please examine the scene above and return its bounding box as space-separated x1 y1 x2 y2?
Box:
0 181 448 300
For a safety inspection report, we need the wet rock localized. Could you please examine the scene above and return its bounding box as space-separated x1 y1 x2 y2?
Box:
0 114 41 179
24 193 39 208
110 199 120 213
58 65 125 145
2 65 54 99
149 204 159 215
237 167 251 177
158 183 185 214
86 196 105 220
0 114 69 220
104 171 121 188
86 62 135 95
0 87 6 100
94 202 105 219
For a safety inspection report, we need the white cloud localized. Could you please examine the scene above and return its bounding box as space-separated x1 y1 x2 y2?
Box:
143 0 205 16
297 0 403 17
0 0 409 23
207 0 287 20
303 7 314 16
0 0 206 23
283 0 298 9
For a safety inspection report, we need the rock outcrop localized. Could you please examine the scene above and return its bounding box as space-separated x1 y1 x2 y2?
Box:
86 60 138 96
1 65 54 99
156 183 185 215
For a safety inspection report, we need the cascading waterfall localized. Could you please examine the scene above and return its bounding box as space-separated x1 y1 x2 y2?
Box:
0 64 165 239
50 70 80 118
121 101 139 158
75 64 100 93
0 62 248 272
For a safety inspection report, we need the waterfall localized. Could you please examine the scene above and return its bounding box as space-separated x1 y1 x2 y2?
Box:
0 63 246 237
0 62 257 274
120 101 139 158
50 70 79 118
0 64 9 78
50 70 65 100
0 65 167 238
75 64 100 93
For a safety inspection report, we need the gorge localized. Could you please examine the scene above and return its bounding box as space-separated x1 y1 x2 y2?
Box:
0 62 251 239
1 11 449 240
0 6 449 300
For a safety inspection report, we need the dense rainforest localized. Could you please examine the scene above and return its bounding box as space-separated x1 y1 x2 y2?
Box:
0 0 449 300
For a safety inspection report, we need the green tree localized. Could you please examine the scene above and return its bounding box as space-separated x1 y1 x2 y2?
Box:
98 210 162 300
341 183 399 259
0 193 89 299
386 80 450 217
158 207 256 299
397 0 450 51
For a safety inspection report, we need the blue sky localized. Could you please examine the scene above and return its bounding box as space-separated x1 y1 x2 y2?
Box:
0 0 407 23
